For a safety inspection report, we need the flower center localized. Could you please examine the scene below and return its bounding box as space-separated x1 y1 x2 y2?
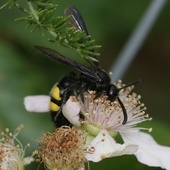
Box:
78 81 150 134
79 91 124 128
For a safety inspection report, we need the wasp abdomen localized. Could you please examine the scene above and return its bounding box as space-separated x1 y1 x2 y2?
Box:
50 86 62 112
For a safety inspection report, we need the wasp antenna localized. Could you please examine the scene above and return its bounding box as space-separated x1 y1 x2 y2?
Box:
119 79 142 91
117 97 128 124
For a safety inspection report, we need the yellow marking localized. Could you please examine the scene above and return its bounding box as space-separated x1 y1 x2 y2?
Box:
50 102 60 111
51 87 61 100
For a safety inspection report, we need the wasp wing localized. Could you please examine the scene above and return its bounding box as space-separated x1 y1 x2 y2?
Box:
64 5 99 68
64 5 89 35
35 46 97 80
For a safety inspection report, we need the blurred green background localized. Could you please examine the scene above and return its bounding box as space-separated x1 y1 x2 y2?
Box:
0 0 170 169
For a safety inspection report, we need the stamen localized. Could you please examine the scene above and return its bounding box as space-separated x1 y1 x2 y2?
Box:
0 125 34 170
78 81 151 133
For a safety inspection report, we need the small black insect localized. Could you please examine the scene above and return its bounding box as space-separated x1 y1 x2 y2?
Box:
36 5 141 127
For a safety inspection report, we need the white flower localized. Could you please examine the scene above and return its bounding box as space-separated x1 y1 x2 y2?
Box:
85 129 137 162
121 130 170 169
62 81 170 170
0 125 34 170
23 81 170 169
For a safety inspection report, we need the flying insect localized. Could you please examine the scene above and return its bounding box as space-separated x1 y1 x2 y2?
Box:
36 5 140 127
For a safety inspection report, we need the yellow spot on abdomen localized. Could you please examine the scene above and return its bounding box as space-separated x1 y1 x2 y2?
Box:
51 87 61 100
50 102 60 111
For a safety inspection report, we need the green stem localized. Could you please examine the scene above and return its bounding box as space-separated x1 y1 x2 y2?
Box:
47 29 57 38
27 1 39 22
18 164 25 170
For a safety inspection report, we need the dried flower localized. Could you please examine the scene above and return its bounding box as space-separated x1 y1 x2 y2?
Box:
37 126 86 170
0 125 34 170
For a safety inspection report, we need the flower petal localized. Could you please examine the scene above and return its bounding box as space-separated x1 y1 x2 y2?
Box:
85 129 138 162
121 130 170 169
62 96 81 126
24 95 50 112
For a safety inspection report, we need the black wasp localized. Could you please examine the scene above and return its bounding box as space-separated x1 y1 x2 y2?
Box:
36 5 141 127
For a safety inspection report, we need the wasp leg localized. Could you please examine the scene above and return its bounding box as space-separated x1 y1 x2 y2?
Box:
93 92 104 100
75 81 87 102
51 109 71 127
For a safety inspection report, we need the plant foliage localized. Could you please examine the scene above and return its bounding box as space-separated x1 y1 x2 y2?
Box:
0 0 101 62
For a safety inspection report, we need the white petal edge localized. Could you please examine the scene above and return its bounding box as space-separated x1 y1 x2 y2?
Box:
62 96 81 126
24 95 50 112
121 130 170 170
85 129 138 162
